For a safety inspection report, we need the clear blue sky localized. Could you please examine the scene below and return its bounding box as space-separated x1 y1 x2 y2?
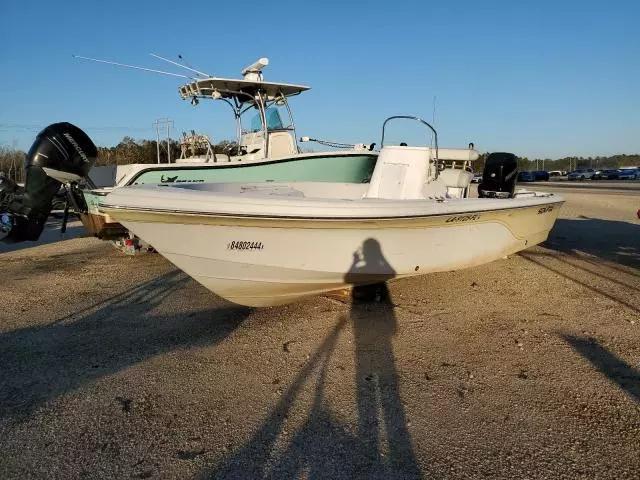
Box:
0 0 638 159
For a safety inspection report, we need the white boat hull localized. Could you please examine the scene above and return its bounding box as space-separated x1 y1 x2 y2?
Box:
104 190 563 306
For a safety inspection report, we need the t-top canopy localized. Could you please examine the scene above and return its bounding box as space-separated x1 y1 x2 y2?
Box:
179 77 310 102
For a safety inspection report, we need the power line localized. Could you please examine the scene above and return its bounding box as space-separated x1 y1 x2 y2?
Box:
0 123 150 133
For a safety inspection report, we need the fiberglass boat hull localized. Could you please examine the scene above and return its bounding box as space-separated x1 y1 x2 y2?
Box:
102 194 563 306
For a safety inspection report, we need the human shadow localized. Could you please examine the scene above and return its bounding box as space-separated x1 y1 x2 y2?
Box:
346 239 421 477
206 238 421 479
544 217 640 270
562 334 640 403
0 270 252 422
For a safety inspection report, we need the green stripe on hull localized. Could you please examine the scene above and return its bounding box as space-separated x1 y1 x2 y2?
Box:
84 154 377 214
130 154 377 185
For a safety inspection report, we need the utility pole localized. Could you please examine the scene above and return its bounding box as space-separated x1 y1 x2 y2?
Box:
152 118 174 163
154 121 161 164
166 120 172 163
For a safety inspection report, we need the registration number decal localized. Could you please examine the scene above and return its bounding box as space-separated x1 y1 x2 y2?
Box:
227 241 264 251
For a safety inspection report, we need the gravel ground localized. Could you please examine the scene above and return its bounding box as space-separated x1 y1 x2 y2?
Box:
0 184 638 479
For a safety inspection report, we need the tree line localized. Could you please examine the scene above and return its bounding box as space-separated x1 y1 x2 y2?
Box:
0 136 236 183
465 153 639 173
1 137 639 184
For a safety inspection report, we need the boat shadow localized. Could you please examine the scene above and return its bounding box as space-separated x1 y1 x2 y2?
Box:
0 270 252 423
206 239 422 479
562 334 640 403
520 217 640 315
0 217 87 255
543 217 640 270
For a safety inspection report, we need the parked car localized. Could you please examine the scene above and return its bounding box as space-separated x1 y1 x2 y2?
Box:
517 171 536 182
548 170 564 178
618 168 638 180
471 173 482 183
567 168 596 181
594 169 620 180
532 170 550 181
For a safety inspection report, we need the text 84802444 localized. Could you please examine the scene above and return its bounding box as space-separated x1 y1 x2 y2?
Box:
227 241 264 251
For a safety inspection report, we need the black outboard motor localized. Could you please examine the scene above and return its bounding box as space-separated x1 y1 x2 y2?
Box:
478 152 518 199
0 122 97 242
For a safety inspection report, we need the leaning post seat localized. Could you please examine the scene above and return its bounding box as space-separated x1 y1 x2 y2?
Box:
267 131 297 158
438 168 474 198
436 147 480 198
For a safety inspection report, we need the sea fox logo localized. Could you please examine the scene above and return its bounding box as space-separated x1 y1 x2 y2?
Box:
159 175 205 183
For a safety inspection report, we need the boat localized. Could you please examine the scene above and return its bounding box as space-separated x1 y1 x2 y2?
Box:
98 116 564 307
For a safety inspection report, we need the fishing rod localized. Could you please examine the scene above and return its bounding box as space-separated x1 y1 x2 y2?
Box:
149 53 212 78
178 54 204 75
72 54 191 79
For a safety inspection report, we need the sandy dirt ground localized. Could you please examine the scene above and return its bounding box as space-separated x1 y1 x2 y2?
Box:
0 183 638 479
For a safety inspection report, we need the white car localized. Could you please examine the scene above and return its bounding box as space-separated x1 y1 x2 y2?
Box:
567 169 596 181
471 173 482 183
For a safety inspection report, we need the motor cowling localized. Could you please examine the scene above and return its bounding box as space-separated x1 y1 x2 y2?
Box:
478 152 518 199
0 122 97 242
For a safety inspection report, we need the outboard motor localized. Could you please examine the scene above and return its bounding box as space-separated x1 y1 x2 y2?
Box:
478 152 518 198
0 122 97 242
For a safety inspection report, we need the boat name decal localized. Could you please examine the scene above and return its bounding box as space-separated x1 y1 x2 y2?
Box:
537 206 554 214
227 241 264 251
446 214 480 223
160 174 205 183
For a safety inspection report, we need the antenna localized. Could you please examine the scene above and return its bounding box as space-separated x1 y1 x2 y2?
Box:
431 95 437 148
149 53 212 78
72 55 190 78
432 95 437 125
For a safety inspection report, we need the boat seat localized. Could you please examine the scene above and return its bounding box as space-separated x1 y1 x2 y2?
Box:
268 131 297 158
438 148 480 162
439 168 474 199
239 131 265 160
238 130 297 160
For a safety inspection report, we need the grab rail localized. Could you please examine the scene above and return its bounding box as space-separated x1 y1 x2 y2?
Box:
380 115 439 169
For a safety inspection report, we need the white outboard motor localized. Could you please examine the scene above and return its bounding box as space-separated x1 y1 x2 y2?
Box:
0 122 97 242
